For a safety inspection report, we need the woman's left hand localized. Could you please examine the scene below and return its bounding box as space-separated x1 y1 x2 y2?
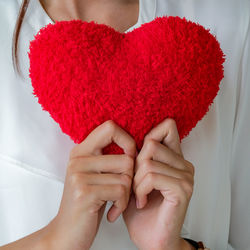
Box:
122 118 195 250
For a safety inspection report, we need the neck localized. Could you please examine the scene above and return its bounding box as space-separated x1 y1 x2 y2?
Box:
39 0 139 33
40 0 136 21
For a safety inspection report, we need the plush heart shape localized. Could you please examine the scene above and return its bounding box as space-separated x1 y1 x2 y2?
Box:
28 16 225 155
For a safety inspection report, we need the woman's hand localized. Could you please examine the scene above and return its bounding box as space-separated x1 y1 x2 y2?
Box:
43 120 137 250
123 118 195 250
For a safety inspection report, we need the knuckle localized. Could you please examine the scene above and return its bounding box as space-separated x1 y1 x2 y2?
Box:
69 172 88 189
182 170 194 184
69 143 89 160
67 159 75 173
164 119 178 144
165 118 177 129
117 184 126 197
68 156 88 174
185 160 195 176
141 159 153 172
120 174 132 186
171 179 188 205
171 196 182 207
145 138 158 154
122 154 134 171
180 179 194 199
166 132 176 145
73 183 92 202
127 139 137 155
67 158 79 173
69 172 82 186
146 172 156 183
104 120 116 134
143 133 151 143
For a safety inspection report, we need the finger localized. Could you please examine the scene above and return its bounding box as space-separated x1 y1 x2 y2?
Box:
133 159 193 191
89 184 129 222
144 118 183 158
81 173 132 190
136 139 187 172
135 173 189 209
71 120 137 158
85 173 132 219
68 154 134 178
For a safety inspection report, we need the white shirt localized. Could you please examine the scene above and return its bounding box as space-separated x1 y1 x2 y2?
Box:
0 0 249 249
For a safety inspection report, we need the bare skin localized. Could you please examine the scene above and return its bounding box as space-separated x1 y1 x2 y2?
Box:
39 0 139 33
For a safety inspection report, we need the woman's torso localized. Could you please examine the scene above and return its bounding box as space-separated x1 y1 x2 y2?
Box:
0 0 249 249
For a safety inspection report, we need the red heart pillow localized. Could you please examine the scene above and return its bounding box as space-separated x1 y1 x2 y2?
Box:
28 16 225 155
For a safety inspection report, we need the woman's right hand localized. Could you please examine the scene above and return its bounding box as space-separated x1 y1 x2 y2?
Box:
44 120 137 250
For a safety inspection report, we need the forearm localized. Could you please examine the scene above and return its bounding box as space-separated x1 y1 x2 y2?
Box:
0 226 49 250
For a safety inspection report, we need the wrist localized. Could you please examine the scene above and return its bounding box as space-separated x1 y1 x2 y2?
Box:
37 224 55 250
38 217 62 250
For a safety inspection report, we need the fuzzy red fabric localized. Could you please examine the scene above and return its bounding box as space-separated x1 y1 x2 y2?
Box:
28 16 225 155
